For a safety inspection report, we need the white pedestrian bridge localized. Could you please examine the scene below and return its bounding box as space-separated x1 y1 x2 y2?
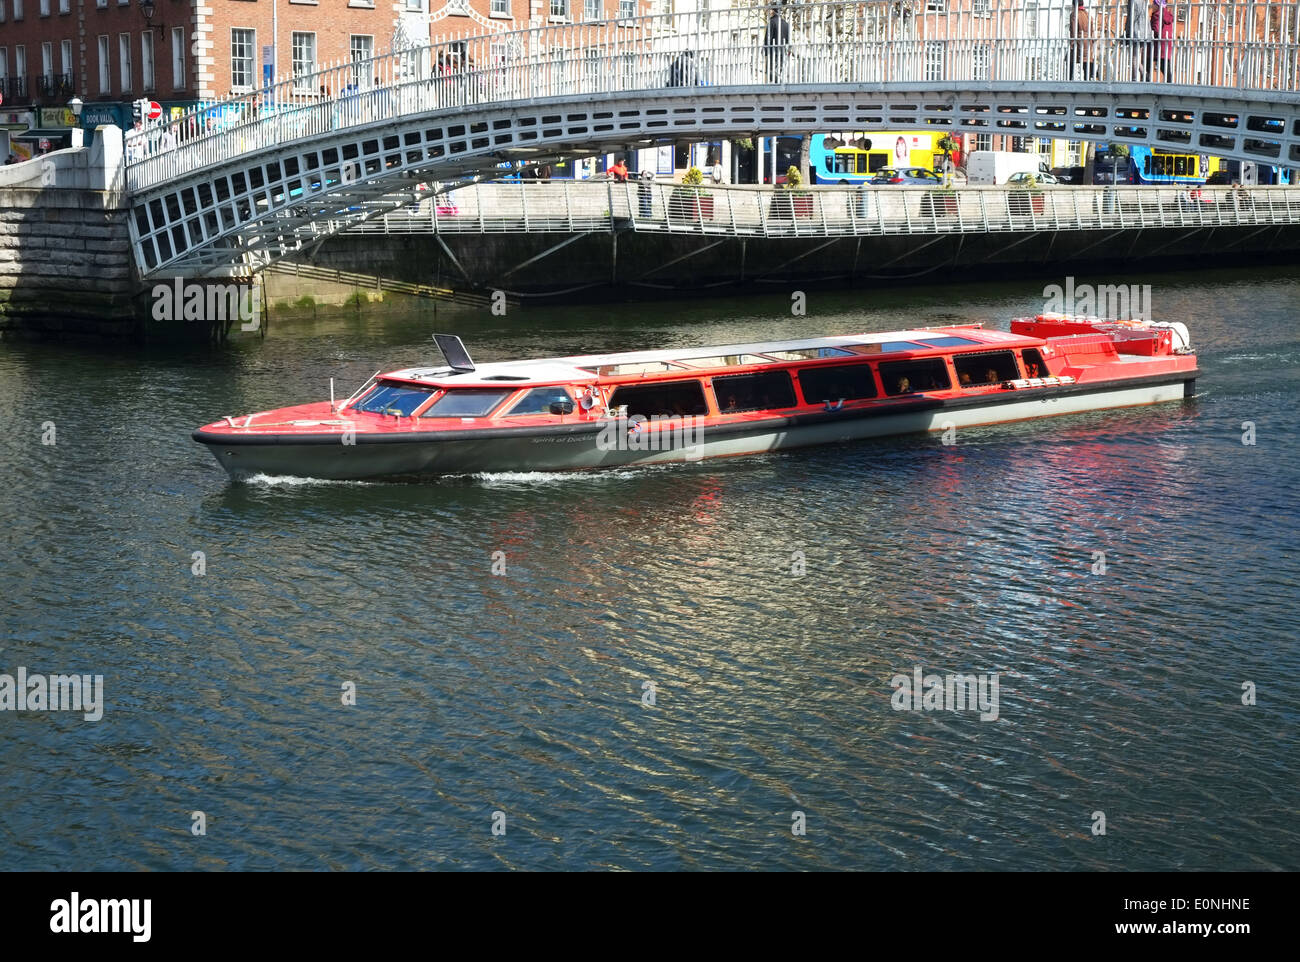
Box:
123 0 1300 279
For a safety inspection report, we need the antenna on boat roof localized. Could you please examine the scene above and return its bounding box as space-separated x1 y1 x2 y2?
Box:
432 333 476 373
340 370 382 411
330 378 336 414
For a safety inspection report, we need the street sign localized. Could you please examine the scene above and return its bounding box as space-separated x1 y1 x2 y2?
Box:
148 101 162 121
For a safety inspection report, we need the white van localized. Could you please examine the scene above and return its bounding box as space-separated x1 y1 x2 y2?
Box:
966 151 1054 185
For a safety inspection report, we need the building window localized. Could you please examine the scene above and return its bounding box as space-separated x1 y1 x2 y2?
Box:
13 0 22 20
925 0 945 10
447 0 468 13
349 34 372 86
230 28 254 91
60 38 70 74
98 35 110 92
39 0 48 16
0 3 5 22
141 31 154 90
119 33 131 92
550 0 568 20
58 0 67 12
973 43 989 81
924 42 944 82
0 49 7 83
583 0 599 20
404 0 422 11
291 32 316 92
41 41 51 83
618 0 635 19
490 0 509 15
96 0 105 6
1024 1 1038 39
172 27 185 89
973 0 990 16
14 45 25 84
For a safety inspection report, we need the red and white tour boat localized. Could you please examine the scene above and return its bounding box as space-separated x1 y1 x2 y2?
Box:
193 316 1197 480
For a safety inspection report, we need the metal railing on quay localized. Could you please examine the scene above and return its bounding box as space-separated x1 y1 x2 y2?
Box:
123 0 1300 193
341 181 1300 239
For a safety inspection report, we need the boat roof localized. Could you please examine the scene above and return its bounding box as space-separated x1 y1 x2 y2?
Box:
380 325 1042 388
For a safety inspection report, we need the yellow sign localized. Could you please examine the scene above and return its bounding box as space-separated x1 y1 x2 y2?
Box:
38 107 77 127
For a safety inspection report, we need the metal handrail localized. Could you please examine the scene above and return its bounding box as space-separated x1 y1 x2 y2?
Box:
343 180 1300 239
124 0 1300 192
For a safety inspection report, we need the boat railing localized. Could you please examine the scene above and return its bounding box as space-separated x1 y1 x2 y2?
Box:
345 181 1300 239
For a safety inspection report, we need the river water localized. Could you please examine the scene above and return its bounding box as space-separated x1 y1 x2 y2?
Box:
2 267 1297 870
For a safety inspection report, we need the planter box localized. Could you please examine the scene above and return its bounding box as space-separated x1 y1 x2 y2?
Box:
792 194 814 219
921 191 958 217
1008 191 1044 216
668 190 714 223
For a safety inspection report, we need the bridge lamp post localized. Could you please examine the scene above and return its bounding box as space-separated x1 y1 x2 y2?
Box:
67 96 83 148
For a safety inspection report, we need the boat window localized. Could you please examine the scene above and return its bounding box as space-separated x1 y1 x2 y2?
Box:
353 383 437 416
420 388 513 418
846 341 926 355
675 353 772 369
579 361 686 376
1020 348 1048 379
915 335 982 347
797 363 878 403
953 351 1019 387
763 347 854 361
506 386 575 416
879 358 952 395
713 370 797 413
609 380 709 418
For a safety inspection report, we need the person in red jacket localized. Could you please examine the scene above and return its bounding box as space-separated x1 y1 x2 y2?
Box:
1151 0 1176 82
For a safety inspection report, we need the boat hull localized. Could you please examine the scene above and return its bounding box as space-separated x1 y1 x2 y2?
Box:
195 374 1194 481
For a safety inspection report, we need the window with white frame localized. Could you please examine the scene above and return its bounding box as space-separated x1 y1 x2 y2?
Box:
60 38 70 74
404 0 422 11
1024 1 1038 39
924 42 944 82
349 34 372 86
15 45 24 82
13 0 22 20
172 27 185 89
618 0 634 18
141 31 154 89
231 28 254 90
447 0 468 13
58 0 67 12
490 0 509 15
0 49 7 83
98 35 110 92
973 0 990 17
975 133 991 151
583 0 599 21
96 0 105 7
0 3 5 22
550 0 568 20
973 43 989 81
41 41 51 82
119 33 131 91
291 32 316 91
925 0 944 10
39 0 48 17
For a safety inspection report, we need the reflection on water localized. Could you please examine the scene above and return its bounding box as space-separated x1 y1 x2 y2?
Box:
1 266 1297 870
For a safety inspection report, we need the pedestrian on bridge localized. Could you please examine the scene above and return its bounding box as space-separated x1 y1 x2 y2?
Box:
1125 0 1154 80
1068 1 1095 81
1151 0 1175 82
763 5 791 84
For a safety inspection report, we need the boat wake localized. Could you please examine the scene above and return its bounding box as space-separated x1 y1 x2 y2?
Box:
238 473 381 487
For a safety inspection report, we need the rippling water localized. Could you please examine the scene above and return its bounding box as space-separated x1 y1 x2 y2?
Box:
2 268 1297 870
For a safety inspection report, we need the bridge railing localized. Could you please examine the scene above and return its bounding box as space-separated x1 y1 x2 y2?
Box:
343 180 1300 238
125 0 1300 192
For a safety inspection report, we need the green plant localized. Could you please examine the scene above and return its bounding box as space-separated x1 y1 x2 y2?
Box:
937 134 959 154
785 165 803 189
734 137 754 151
683 166 705 186
1108 143 1131 159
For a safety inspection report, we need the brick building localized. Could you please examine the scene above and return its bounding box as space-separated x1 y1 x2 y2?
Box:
0 0 649 156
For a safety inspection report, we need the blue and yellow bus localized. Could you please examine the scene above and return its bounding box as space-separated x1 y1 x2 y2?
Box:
808 132 944 185
1128 147 1227 185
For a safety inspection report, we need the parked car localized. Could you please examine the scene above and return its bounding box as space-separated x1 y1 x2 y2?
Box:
1006 170 1060 187
1052 166 1085 184
870 166 944 186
